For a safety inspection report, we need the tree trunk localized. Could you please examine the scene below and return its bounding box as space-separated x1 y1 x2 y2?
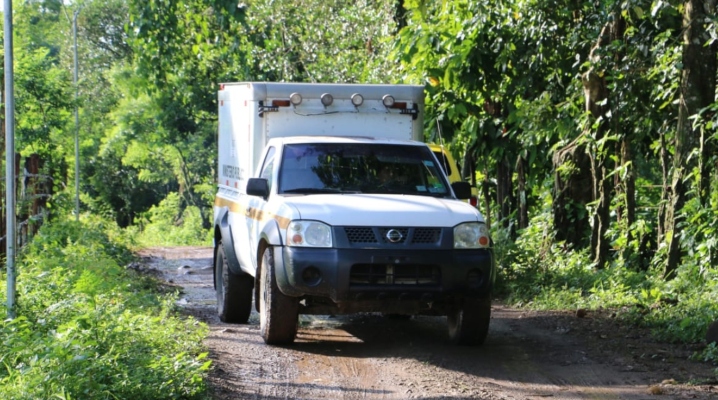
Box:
461 143 477 186
481 172 492 229
583 20 617 269
665 0 717 278
699 126 714 207
496 153 513 233
619 135 637 261
658 129 670 244
463 140 493 229
516 155 528 230
552 139 592 248
589 151 612 269
608 15 636 263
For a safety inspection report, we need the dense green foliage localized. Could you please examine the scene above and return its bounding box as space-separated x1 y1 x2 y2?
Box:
128 192 212 247
2 0 718 387
495 192 718 346
0 217 209 399
392 0 718 366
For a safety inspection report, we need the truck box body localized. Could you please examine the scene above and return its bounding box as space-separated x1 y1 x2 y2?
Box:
213 82 495 345
217 82 423 193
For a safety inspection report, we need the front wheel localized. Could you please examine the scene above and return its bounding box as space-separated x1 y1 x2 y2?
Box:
447 297 491 346
215 243 253 323
259 246 299 345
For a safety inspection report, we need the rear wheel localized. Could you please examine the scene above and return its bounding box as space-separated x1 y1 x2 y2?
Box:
215 243 253 323
447 297 491 345
259 246 299 345
382 313 412 320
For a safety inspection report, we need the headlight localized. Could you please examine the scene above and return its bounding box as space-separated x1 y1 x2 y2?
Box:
454 222 491 249
287 221 332 248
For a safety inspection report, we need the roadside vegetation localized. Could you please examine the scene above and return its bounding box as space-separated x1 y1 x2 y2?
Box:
1 0 717 395
493 189 718 365
0 217 210 399
128 192 212 247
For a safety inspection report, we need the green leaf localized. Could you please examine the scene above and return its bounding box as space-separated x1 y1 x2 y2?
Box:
633 6 644 19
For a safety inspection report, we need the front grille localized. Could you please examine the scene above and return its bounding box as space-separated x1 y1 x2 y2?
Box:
350 264 441 286
345 227 378 244
343 227 442 246
412 228 441 244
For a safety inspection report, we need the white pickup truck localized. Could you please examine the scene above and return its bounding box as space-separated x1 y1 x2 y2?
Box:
212 82 495 345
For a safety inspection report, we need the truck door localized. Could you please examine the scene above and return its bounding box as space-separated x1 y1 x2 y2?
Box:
248 146 276 269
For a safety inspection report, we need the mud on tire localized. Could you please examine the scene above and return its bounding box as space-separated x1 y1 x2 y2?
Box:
259 246 299 345
215 243 254 323
447 297 491 346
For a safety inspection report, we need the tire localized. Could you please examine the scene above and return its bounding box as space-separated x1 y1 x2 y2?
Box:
447 297 491 346
215 243 254 323
382 313 412 320
259 246 299 345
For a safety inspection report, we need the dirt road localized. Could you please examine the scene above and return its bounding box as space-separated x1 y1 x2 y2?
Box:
139 247 717 400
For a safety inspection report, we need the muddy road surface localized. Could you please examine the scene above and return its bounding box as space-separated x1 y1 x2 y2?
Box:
139 247 717 400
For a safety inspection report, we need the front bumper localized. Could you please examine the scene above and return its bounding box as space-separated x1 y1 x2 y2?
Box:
273 246 495 304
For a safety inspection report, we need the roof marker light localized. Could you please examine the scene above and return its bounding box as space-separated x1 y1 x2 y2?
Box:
321 93 334 107
351 93 364 107
382 94 395 108
272 99 291 107
289 92 303 106
392 102 408 109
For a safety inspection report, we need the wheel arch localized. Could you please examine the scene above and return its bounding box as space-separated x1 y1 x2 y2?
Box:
214 207 242 288
254 219 283 312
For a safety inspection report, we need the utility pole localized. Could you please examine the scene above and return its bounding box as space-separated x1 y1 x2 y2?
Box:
73 10 80 221
4 0 17 319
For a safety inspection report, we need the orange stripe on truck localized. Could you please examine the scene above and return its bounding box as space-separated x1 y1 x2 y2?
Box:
214 196 290 229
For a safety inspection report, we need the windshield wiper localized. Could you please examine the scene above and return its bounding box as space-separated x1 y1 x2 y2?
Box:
282 188 360 194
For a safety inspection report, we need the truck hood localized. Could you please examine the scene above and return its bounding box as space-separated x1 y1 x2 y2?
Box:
283 194 483 227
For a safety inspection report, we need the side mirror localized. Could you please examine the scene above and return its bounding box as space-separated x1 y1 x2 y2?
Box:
451 181 471 200
247 178 270 199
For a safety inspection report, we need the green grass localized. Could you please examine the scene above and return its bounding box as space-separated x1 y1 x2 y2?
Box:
0 216 210 399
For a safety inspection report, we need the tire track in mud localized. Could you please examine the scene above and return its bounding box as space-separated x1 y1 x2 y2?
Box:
141 247 717 400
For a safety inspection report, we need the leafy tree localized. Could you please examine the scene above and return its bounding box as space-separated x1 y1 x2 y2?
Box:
394 0 585 239
241 0 398 83
664 0 717 278
124 0 402 228
1 1 75 223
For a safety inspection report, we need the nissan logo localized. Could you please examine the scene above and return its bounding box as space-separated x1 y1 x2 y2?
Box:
386 229 404 243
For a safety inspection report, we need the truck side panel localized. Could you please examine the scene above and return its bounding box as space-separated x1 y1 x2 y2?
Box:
218 89 263 192
216 87 264 277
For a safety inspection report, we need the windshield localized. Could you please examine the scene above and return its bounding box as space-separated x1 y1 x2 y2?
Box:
278 143 450 196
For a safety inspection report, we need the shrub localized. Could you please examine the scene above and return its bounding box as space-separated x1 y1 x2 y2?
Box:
0 217 210 399
130 192 212 247
497 200 718 366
